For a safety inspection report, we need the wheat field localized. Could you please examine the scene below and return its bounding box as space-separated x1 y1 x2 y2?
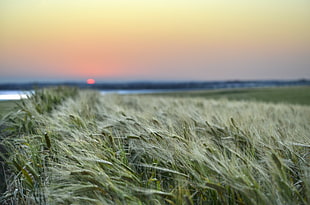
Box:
0 87 309 204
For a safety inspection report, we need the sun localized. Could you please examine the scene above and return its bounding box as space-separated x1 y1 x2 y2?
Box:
86 78 96 84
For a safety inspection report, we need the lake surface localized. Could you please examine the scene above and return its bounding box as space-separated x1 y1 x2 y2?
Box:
0 90 32 101
0 89 177 101
1 80 309 101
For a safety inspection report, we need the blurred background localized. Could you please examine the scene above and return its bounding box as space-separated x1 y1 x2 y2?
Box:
0 0 309 99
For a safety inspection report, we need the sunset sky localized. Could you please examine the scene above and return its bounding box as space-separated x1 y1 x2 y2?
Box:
0 0 309 82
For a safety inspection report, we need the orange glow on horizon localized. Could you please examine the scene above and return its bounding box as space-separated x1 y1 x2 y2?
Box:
1 0 309 81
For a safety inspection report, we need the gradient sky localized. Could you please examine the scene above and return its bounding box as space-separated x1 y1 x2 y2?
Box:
1 0 310 82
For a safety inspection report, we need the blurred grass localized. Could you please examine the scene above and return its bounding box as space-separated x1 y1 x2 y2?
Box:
1 86 309 118
0 86 309 204
0 101 18 118
148 86 310 105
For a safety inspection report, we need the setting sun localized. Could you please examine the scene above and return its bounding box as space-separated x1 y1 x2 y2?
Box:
86 78 96 84
0 0 309 82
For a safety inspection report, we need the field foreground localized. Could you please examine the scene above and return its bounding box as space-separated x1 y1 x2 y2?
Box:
0 87 310 204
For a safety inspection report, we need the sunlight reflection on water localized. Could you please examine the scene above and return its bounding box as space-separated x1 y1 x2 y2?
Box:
0 89 174 100
0 91 32 101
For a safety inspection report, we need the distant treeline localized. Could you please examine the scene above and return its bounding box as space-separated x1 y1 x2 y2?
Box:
0 80 309 90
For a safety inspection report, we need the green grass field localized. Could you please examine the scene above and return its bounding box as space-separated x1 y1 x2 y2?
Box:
148 86 310 106
0 86 309 205
1 86 309 117
0 101 19 118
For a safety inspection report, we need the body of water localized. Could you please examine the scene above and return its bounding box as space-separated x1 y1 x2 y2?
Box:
0 89 176 101
0 80 309 101
0 90 32 101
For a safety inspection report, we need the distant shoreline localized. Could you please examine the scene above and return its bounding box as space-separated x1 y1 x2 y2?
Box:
0 80 309 91
1 84 310 105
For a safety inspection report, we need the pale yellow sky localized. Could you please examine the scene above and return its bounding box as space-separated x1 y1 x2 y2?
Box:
1 0 310 81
